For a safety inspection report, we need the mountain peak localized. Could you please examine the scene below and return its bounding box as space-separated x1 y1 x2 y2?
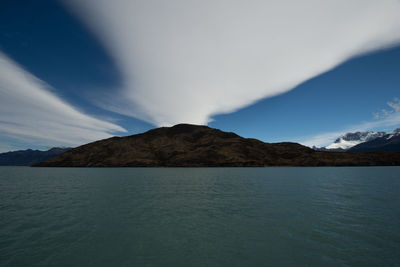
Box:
324 127 400 151
35 125 400 167
327 131 386 150
392 128 400 134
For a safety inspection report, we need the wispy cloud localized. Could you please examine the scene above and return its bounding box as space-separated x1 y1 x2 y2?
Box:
0 52 126 149
387 98 400 112
64 0 400 126
300 98 400 147
374 98 400 119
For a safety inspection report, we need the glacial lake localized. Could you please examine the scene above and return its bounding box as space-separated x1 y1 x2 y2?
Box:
0 166 399 266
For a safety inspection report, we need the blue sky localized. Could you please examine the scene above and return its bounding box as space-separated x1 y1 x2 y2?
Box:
211 46 400 145
0 0 400 152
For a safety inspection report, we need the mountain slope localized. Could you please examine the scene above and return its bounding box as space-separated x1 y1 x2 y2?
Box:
35 124 400 167
0 147 71 166
348 129 400 152
326 131 386 150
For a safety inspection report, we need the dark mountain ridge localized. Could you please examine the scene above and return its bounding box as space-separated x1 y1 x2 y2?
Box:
35 124 400 167
348 133 400 152
0 147 71 166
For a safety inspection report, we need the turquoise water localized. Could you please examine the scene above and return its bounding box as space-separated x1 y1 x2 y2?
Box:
0 167 399 266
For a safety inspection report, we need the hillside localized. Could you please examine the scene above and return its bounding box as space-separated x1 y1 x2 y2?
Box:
35 124 400 167
348 134 400 152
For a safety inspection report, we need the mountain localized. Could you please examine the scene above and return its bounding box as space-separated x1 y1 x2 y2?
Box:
35 124 400 167
312 146 346 152
0 147 71 166
316 128 400 152
348 128 400 152
325 131 386 150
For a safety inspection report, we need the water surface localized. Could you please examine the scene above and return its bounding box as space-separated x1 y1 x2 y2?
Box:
1 167 399 266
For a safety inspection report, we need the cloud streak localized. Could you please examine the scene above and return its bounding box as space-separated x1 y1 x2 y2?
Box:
64 0 400 126
0 52 126 149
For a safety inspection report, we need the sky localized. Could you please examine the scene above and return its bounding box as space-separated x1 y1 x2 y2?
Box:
0 0 400 152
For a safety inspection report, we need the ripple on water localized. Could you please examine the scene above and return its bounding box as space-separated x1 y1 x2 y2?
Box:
0 166 399 267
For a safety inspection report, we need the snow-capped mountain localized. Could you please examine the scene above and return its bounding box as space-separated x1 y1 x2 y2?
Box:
326 131 386 150
348 128 400 152
315 128 400 151
387 128 400 139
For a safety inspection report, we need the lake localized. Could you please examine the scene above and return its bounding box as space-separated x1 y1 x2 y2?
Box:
0 167 399 266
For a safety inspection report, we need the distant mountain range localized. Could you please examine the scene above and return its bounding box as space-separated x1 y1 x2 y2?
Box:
35 124 400 167
0 148 71 166
3 125 400 167
314 128 400 152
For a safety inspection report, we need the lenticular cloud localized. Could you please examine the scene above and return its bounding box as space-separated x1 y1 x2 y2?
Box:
64 0 400 126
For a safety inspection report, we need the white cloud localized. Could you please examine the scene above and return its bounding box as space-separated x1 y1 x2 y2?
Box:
299 98 400 147
63 0 400 126
0 52 126 149
388 98 400 112
374 98 400 119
